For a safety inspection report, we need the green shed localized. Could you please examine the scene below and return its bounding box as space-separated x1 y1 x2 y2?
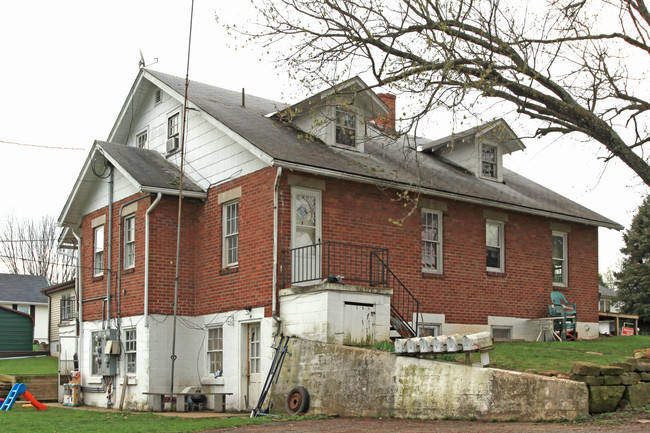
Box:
0 305 34 351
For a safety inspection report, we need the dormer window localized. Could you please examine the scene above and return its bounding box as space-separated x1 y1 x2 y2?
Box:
336 108 356 146
481 144 498 179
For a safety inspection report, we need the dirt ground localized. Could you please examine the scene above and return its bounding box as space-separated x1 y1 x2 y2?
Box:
208 413 650 433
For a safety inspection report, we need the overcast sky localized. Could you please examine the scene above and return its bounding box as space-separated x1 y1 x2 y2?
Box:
1 0 648 277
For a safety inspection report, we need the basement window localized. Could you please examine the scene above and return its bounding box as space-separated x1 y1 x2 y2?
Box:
208 327 223 374
491 326 512 340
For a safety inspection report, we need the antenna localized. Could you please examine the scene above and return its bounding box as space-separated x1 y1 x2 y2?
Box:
138 50 159 69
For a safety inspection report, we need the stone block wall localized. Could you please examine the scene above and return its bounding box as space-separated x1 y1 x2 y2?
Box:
570 358 650 413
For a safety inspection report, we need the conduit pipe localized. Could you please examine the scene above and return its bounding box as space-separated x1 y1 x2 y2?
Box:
144 193 162 327
272 166 282 319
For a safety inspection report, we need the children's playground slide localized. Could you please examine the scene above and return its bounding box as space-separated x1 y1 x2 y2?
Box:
0 383 47 410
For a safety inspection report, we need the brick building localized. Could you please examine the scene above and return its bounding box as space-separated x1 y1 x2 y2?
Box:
58 69 621 410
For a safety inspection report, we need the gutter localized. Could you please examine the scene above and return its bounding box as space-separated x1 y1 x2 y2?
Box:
273 160 623 230
144 193 162 327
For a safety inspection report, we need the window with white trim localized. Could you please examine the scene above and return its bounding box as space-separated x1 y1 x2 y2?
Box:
417 323 440 337
60 294 75 321
223 200 239 267
491 326 512 339
481 144 498 179
124 328 137 374
168 113 179 139
207 327 223 374
552 231 568 286
124 215 135 269
486 220 504 272
421 209 442 273
91 331 101 375
599 299 611 313
94 225 104 277
335 108 356 146
136 130 148 148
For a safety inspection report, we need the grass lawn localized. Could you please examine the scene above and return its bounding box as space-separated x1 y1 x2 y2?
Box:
0 406 320 433
460 335 650 372
0 356 58 375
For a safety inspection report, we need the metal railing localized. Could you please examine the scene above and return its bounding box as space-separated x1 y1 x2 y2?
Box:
280 241 420 338
371 253 420 338
281 241 389 287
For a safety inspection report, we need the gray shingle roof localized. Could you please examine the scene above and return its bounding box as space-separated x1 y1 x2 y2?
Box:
0 274 49 304
97 141 204 194
144 70 621 229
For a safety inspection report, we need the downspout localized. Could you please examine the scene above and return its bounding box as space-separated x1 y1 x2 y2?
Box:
272 166 282 319
117 195 150 322
73 229 83 375
144 193 162 327
105 166 114 329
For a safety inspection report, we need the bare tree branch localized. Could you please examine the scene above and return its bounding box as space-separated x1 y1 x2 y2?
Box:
243 0 650 185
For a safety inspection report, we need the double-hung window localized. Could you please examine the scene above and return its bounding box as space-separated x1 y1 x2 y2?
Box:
552 231 568 286
223 200 239 267
335 108 356 146
125 329 137 374
136 130 148 148
208 327 223 374
421 209 442 273
60 294 75 321
168 113 179 139
486 220 504 272
124 215 135 269
91 331 101 375
481 144 498 179
94 225 104 277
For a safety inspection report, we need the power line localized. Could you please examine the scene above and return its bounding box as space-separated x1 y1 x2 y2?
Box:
1 139 86 151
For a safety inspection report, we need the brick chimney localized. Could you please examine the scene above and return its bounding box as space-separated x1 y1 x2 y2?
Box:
376 93 396 132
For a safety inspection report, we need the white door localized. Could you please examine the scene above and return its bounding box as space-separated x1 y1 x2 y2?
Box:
291 187 322 283
343 302 376 345
246 323 262 407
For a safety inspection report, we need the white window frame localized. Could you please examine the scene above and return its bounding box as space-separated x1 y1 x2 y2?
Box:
124 215 135 269
207 326 223 375
222 200 239 267
552 231 568 286
421 209 443 273
91 331 101 375
60 294 75 322
124 328 137 374
136 128 148 148
335 107 356 146
417 323 440 337
486 220 504 272
168 112 180 139
599 299 611 313
491 326 512 340
480 143 498 179
94 225 104 277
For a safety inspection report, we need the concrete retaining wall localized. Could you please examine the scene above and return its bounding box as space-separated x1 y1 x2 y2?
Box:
271 338 588 420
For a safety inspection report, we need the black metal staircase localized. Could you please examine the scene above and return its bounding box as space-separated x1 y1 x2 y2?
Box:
281 241 420 339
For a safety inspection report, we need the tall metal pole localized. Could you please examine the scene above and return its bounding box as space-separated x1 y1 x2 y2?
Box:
170 0 195 396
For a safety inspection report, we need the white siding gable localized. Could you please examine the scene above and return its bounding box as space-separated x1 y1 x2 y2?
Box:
113 81 268 190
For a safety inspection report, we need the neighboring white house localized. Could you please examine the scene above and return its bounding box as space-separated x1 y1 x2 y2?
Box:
0 273 50 344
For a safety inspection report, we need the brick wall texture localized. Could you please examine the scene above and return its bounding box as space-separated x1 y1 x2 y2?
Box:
79 167 599 325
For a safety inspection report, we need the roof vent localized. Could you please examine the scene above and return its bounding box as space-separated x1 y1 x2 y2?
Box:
154 89 162 105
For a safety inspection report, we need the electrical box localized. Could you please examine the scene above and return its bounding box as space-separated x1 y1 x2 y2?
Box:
94 329 118 376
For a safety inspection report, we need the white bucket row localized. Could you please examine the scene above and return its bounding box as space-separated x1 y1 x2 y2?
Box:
394 331 492 354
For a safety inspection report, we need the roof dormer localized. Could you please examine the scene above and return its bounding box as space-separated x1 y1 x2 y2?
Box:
277 77 391 153
420 119 525 182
